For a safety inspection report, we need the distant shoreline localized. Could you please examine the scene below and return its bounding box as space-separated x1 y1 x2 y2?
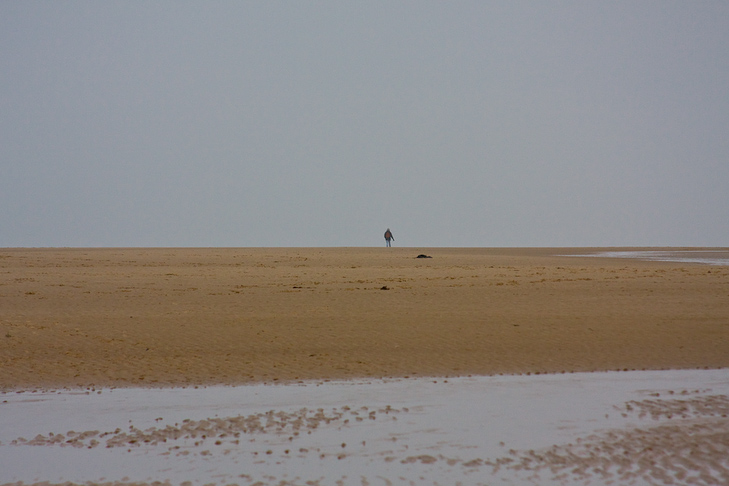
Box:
3 246 727 249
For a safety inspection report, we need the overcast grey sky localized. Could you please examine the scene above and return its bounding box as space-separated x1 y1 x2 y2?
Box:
2 2 728 247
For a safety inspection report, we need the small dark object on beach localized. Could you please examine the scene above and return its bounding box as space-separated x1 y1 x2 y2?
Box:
416 254 432 259
380 286 389 290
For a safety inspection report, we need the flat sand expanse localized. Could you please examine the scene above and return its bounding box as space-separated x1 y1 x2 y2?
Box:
1 247 728 391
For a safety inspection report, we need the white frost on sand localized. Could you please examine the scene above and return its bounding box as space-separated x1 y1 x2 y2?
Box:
1 369 728 486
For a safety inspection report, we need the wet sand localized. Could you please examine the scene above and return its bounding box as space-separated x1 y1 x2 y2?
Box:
2 370 729 485
2 247 728 391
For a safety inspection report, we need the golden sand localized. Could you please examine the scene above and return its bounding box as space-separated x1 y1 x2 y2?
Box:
1 247 728 391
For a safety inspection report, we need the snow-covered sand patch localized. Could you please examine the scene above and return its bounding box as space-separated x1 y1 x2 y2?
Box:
2 369 728 485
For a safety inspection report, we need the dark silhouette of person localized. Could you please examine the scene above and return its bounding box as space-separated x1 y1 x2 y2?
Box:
384 228 394 247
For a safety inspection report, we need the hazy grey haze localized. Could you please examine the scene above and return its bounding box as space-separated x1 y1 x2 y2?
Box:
2 2 728 247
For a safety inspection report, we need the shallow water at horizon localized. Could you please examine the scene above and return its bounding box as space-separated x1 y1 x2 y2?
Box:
568 249 729 266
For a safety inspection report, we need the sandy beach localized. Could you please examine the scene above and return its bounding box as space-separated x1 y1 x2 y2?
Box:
2 247 729 485
2 247 728 391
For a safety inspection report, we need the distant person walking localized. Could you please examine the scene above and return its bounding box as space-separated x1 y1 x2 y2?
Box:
384 228 394 247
